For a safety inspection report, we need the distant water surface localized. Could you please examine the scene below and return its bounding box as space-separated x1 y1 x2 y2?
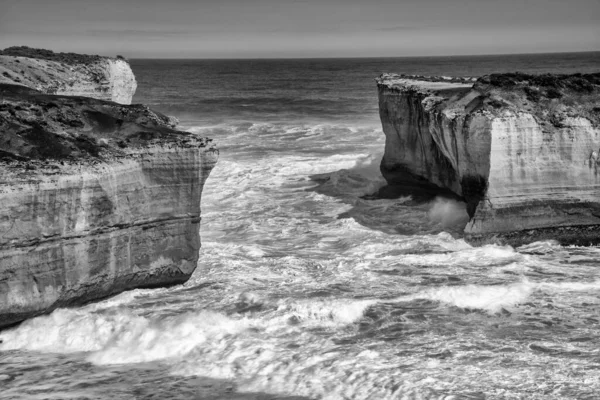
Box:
1 52 599 400
132 52 600 125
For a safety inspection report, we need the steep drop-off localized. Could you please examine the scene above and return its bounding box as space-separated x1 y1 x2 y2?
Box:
0 56 216 328
377 73 600 245
0 46 136 104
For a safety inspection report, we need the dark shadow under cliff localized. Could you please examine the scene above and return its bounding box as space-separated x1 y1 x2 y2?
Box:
308 167 469 238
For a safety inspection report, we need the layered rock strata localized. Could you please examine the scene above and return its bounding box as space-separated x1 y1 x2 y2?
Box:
0 46 136 104
377 73 600 245
0 74 216 328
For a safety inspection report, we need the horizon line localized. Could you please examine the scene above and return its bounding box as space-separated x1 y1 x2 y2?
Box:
126 49 600 61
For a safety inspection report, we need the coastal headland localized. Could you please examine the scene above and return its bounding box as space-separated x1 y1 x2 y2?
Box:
0 48 217 329
377 72 600 245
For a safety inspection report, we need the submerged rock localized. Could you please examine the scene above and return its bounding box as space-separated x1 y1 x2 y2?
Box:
0 50 217 329
376 73 600 246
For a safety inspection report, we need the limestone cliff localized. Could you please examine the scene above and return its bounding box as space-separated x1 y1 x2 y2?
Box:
0 46 136 104
377 73 600 245
0 57 216 328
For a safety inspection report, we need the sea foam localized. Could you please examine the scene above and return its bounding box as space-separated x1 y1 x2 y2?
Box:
0 308 252 365
398 281 535 313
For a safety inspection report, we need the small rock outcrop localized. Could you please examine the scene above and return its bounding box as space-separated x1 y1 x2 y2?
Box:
0 46 136 104
0 50 217 329
377 73 600 245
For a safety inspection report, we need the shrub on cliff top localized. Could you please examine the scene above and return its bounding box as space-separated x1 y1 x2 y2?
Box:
478 72 600 93
0 46 106 65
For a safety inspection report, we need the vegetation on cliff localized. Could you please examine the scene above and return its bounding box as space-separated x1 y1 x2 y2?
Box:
0 83 210 181
475 72 600 127
0 46 125 65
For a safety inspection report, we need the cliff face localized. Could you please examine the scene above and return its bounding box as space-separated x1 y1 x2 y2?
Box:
377 73 600 245
0 55 216 328
0 47 136 104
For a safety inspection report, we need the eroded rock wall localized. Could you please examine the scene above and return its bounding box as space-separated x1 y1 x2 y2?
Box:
0 48 136 104
0 80 217 328
0 144 216 327
377 76 493 214
377 73 600 245
467 112 600 244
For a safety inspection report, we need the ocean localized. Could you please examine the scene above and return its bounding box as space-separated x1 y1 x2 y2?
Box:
1 53 600 399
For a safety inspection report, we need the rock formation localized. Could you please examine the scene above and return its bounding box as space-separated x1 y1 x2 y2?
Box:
0 46 136 104
0 50 217 329
377 73 600 246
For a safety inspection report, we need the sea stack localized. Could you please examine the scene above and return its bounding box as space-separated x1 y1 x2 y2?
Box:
376 73 600 246
0 48 218 329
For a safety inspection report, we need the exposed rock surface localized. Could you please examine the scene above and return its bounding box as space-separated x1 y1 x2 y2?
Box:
377 73 600 245
0 53 217 329
0 46 136 104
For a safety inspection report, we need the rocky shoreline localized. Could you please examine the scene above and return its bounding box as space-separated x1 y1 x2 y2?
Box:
0 48 217 329
377 72 600 245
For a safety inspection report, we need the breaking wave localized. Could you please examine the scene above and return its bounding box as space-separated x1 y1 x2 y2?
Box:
393 281 535 313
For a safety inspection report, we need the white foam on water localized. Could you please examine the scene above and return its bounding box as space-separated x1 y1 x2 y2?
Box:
4 117 599 399
388 278 600 314
539 279 600 292
275 153 375 177
0 308 252 365
0 308 141 353
517 240 563 254
188 123 383 156
392 281 535 313
274 298 378 327
0 296 376 365
428 196 470 229
396 244 521 268
169 329 472 400
82 288 164 312
89 311 251 365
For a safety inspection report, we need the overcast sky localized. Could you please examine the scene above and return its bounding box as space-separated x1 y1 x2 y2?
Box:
0 0 598 58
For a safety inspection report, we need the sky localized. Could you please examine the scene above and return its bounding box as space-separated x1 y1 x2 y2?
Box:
0 0 598 58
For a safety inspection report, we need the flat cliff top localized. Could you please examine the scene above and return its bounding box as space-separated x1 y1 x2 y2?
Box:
0 83 214 182
0 46 124 65
377 72 600 126
377 73 476 91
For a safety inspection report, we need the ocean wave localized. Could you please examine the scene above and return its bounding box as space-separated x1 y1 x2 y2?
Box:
0 296 375 363
517 240 563 254
0 308 252 365
187 121 383 148
274 298 378 326
539 279 600 292
392 281 535 313
394 244 521 268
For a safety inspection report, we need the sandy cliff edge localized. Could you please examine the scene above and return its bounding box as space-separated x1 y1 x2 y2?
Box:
0 50 217 329
376 72 600 245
